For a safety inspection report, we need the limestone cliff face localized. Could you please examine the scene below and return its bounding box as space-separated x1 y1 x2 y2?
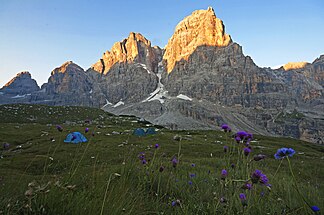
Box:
91 32 162 75
283 62 309 71
39 61 105 107
1 71 39 95
163 7 232 73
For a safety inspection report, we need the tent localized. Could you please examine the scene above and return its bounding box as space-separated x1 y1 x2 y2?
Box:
64 132 88 144
133 128 146 136
146 127 156 135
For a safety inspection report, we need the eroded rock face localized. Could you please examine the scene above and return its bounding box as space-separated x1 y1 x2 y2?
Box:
91 32 162 75
163 7 232 73
1 71 39 95
164 43 290 109
38 61 105 107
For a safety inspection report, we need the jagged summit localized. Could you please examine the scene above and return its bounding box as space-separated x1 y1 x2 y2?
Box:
51 61 83 75
91 32 162 74
163 7 232 73
1 71 39 95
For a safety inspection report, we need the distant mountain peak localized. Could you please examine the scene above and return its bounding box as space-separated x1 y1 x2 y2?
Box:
51 61 83 75
163 7 232 73
1 71 39 94
91 32 162 74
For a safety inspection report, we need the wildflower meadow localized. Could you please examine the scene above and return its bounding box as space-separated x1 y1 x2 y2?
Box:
0 104 323 214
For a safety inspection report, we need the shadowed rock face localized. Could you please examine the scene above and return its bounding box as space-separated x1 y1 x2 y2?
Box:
32 61 106 107
1 71 39 95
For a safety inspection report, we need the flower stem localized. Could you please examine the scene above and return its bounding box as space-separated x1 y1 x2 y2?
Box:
287 157 312 210
273 159 283 177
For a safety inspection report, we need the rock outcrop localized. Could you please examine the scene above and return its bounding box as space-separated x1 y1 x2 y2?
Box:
1 71 39 95
33 61 106 107
283 62 309 71
163 7 232 73
91 32 162 75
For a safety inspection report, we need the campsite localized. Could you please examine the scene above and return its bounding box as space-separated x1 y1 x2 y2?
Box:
0 104 323 214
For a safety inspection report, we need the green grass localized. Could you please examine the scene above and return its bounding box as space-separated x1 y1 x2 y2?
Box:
0 104 323 214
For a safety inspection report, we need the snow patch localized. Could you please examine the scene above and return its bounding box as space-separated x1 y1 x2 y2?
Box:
89 89 93 94
113 101 125 108
102 99 113 108
141 64 168 104
11 94 31 99
176 94 192 101
136 63 151 74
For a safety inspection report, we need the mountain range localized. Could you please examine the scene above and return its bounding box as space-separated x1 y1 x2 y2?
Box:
1 7 323 144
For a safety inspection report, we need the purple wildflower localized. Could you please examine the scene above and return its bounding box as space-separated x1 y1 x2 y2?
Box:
235 136 241 143
171 157 178 168
138 152 145 160
191 163 196 167
159 166 165 172
254 154 266 161
236 131 248 139
221 124 231 132
223 146 228 153
243 147 252 156
188 181 193 185
274 148 296 159
189 173 196 178
56 125 63 132
142 159 147 165
242 183 252 190
251 169 269 185
85 128 89 133
251 169 263 184
231 163 235 168
311 206 320 212
260 174 269 185
221 169 228 180
155 143 159 149
239 193 246 200
239 193 247 206
171 200 181 207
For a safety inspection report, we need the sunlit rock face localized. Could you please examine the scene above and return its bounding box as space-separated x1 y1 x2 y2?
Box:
1 71 39 95
163 7 232 73
283 62 309 71
91 32 162 74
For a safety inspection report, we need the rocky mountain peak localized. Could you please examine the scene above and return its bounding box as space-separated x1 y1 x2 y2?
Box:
51 61 83 75
283 62 309 71
163 7 232 73
91 32 162 74
1 71 39 95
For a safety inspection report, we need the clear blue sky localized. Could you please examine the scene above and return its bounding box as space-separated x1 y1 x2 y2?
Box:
1 0 323 87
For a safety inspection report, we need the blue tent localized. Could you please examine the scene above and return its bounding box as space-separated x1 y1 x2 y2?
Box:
146 127 156 135
64 132 88 144
133 128 146 136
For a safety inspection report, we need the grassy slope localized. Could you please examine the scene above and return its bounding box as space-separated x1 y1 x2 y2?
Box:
0 104 323 214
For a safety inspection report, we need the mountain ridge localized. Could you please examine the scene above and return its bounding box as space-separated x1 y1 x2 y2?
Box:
1 7 323 144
